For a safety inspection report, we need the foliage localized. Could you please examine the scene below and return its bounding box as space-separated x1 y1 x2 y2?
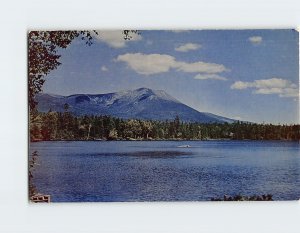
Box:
30 111 300 141
29 151 39 197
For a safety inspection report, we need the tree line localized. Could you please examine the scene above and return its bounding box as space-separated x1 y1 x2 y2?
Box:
29 110 300 141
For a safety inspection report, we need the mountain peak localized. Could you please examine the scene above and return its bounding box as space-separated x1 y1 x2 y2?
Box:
135 87 152 92
36 89 236 123
134 87 155 96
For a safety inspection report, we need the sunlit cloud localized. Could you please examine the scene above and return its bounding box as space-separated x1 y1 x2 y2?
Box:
231 78 298 98
116 53 228 75
194 74 227 81
175 43 201 52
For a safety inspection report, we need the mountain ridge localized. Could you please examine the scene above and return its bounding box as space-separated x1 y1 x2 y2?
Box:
36 88 236 123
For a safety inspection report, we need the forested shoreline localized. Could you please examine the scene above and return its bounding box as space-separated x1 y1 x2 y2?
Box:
29 110 300 142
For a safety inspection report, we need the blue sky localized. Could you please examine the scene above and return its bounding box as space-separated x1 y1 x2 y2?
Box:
43 30 299 124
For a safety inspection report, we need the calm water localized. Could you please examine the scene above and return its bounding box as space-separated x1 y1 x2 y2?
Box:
29 140 300 202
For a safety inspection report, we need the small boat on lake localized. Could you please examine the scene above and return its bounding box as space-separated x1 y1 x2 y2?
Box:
177 145 191 148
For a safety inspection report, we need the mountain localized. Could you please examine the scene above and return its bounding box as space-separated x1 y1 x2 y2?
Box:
35 88 236 123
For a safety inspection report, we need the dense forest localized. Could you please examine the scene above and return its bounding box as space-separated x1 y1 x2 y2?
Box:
29 109 300 142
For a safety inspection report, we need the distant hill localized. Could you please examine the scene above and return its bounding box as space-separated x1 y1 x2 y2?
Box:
36 88 236 123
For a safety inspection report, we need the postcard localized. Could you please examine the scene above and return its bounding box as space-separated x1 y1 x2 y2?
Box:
28 30 299 202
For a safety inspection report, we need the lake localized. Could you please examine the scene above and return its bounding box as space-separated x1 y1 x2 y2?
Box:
29 140 300 202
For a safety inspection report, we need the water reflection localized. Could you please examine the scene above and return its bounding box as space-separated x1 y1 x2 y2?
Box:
30 140 300 202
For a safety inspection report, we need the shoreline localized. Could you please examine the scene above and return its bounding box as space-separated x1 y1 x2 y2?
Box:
30 138 299 143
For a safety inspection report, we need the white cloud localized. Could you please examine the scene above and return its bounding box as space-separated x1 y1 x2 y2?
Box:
194 74 227 81
176 61 227 73
116 53 176 75
253 87 282 94
254 78 295 88
230 81 253 89
231 78 298 98
116 53 228 75
175 43 201 52
278 88 299 98
248 36 263 44
101 65 108 72
94 30 142 48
